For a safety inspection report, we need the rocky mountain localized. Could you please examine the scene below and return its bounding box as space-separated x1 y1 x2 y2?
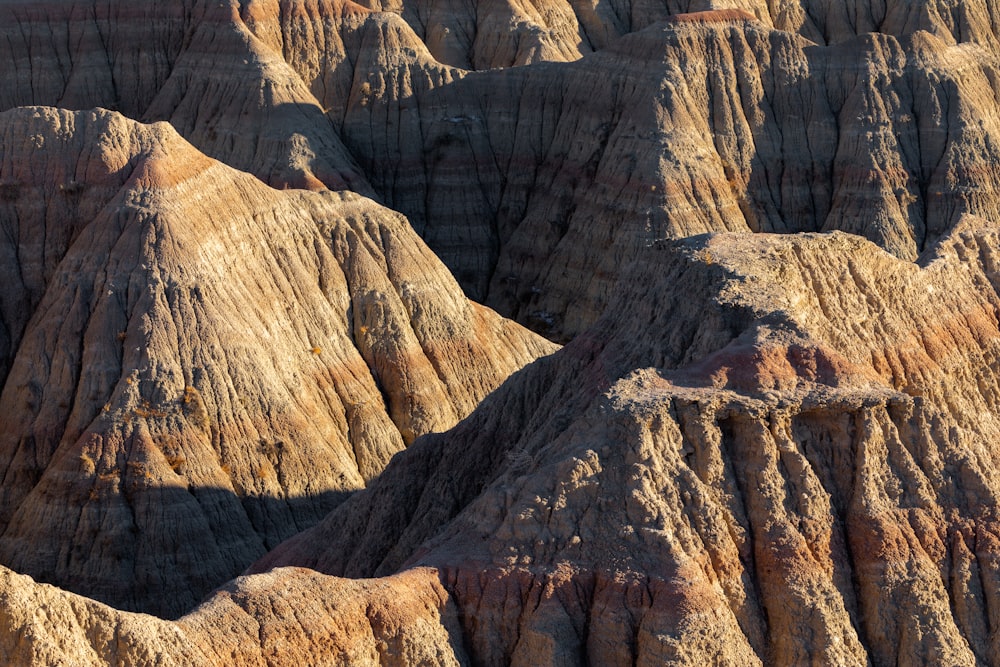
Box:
3 0 1000 665
330 12 1000 338
0 106 554 617
10 2 1000 340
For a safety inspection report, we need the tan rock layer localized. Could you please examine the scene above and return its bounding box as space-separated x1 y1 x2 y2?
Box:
0 107 554 616
255 222 1000 664
0 0 372 193
0 564 465 666
322 17 1000 338
8 2 1000 342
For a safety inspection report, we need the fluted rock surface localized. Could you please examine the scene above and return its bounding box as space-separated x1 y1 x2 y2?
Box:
0 107 554 616
6 0 1000 664
328 15 1000 338
256 219 1000 665
0 0 371 193
10 2 1000 341
314 0 1000 70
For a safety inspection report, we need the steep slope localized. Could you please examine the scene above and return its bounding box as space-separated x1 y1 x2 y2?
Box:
255 219 1000 665
9 2 1000 344
0 0 371 193
329 16 1000 338
302 0 1000 70
0 107 554 617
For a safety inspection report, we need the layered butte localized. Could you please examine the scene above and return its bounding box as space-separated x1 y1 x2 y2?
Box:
2 0 1000 665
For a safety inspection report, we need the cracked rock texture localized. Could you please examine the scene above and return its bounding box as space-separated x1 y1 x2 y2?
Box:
0 107 554 617
5 0 1000 665
256 220 1000 665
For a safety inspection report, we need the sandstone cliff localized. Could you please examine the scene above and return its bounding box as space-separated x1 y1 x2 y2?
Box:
0 107 554 617
0 0 371 193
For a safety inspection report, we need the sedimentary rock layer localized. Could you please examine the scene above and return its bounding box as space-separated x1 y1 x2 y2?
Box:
9 2 1000 341
256 220 1000 665
330 16 1000 338
0 107 554 616
0 564 464 666
6 215 1000 664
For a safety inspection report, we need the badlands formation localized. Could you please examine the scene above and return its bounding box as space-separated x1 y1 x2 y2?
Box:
3 0 1000 665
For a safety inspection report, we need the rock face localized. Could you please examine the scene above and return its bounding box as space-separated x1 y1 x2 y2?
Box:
10 2 1000 340
0 107 554 617
0 564 464 666
332 15 1000 338
8 214 1000 665
5 0 1000 665
256 220 1000 665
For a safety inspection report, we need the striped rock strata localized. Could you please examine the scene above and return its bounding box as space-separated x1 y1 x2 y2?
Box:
255 220 1000 665
0 107 554 616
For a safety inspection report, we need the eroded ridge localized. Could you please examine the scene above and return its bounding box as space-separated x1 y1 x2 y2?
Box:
254 222 1000 665
0 107 554 616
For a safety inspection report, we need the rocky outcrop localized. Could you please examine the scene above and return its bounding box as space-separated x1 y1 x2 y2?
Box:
9 215 1000 662
0 564 464 666
0 0 371 193
325 0 1000 71
6 0 1000 664
255 220 1000 665
9 2 1000 342
329 16 1000 338
0 107 554 616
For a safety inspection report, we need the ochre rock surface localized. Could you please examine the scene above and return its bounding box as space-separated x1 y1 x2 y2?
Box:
5 0 1000 665
333 17 1000 338
9 2 1000 341
0 0 372 193
0 107 554 617
0 564 464 666
256 221 1000 665
7 215 1000 664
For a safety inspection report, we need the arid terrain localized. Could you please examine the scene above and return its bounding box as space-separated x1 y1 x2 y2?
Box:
3 0 1000 664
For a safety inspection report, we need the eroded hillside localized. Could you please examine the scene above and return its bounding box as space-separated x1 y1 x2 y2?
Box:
3 0 1000 665
0 107 553 616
